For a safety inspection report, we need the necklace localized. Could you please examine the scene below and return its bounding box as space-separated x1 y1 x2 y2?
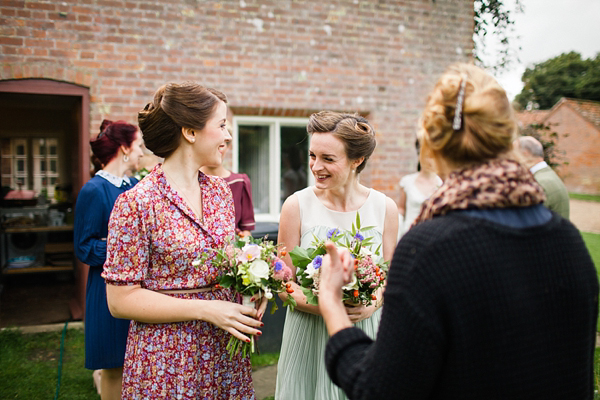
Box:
163 167 203 223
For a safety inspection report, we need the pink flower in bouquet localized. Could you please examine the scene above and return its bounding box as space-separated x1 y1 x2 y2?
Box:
273 258 292 281
224 244 240 260
356 255 382 288
237 244 261 263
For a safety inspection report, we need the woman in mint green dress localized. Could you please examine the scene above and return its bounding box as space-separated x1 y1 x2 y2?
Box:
275 111 399 399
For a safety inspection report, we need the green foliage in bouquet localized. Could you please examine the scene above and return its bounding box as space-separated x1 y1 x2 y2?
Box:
289 213 389 308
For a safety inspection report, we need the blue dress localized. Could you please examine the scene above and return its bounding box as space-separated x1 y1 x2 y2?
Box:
74 173 138 370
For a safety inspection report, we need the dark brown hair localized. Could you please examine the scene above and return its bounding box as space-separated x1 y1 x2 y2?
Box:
138 82 227 158
89 119 138 166
306 111 376 173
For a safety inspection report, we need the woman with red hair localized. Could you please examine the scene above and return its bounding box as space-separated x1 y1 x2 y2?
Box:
74 119 144 400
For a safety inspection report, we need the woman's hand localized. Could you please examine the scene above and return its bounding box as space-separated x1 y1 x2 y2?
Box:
319 242 354 336
320 242 354 300
345 303 377 324
250 293 269 321
202 300 264 343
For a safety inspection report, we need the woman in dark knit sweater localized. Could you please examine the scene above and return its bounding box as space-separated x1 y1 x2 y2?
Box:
318 63 599 400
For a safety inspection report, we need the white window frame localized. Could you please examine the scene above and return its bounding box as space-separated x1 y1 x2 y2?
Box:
232 116 312 222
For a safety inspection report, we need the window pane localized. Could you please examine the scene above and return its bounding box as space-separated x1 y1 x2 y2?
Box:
40 160 46 172
16 159 25 172
280 126 309 203
16 145 25 156
36 138 46 156
238 125 270 214
49 145 57 155
2 158 11 175
50 160 57 173
1 139 11 156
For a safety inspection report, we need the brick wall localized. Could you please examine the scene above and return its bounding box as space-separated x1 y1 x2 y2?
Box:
1 0 474 201
547 107 600 195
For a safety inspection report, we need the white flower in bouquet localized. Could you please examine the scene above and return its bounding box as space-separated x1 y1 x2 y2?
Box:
359 245 373 257
247 259 270 284
342 272 358 291
304 255 323 279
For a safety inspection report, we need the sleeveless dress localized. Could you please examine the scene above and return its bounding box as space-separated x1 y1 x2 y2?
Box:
399 172 442 236
275 187 387 400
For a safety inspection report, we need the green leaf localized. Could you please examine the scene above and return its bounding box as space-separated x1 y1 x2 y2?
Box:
283 295 297 312
270 302 279 314
301 286 319 306
290 246 313 268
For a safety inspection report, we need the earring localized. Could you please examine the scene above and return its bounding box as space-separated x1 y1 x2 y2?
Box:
191 139 195 143
123 154 129 162
352 169 356 174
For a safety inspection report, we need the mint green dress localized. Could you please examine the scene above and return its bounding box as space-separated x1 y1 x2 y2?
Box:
275 187 387 400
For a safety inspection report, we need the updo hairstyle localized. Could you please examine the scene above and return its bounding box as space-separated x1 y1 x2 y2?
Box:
90 119 138 166
307 111 376 174
420 63 517 165
138 82 227 158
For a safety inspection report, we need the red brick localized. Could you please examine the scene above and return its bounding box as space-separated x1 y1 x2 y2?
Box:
0 37 23 46
25 2 55 11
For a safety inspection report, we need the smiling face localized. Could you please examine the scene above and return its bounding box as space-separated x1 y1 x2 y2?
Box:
309 132 357 190
196 100 231 167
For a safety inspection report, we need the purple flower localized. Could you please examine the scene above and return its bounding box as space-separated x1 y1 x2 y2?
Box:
275 260 284 272
313 255 323 269
354 232 364 241
327 228 340 239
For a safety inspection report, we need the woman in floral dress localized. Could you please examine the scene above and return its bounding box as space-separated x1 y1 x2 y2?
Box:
102 82 266 399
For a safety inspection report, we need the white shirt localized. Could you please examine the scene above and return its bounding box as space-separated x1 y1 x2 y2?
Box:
95 170 132 188
529 161 548 175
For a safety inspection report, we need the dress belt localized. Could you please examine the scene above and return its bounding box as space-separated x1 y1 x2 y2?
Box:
158 285 219 294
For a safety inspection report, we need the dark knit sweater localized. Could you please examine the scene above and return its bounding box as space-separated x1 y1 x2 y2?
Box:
325 212 598 399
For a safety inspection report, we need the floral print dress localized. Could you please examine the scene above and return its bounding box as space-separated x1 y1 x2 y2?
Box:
102 165 255 399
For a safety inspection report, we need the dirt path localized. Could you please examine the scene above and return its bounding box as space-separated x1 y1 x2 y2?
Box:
570 199 600 234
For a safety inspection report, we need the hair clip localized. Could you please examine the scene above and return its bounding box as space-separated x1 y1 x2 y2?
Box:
452 74 467 131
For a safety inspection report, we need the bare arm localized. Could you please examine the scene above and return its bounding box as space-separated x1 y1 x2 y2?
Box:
277 194 321 315
106 284 263 342
398 186 407 217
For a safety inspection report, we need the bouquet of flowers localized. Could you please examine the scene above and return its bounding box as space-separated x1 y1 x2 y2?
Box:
289 213 388 307
193 234 293 358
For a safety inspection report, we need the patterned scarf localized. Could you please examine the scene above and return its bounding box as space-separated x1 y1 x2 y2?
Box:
413 158 546 226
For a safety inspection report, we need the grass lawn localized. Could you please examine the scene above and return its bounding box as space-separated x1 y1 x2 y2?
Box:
0 327 278 399
570 193 600 203
581 232 600 333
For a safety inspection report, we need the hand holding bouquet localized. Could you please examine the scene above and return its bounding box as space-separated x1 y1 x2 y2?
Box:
193 234 293 358
289 213 388 308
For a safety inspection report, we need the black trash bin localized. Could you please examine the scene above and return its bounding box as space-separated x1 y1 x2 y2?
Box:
251 221 286 354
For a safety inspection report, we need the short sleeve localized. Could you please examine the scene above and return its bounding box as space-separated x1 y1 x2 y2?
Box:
239 174 255 231
399 174 410 190
102 190 150 286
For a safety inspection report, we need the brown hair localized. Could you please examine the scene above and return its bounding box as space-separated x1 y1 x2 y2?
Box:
306 111 376 173
138 82 227 158
420 63 517 165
